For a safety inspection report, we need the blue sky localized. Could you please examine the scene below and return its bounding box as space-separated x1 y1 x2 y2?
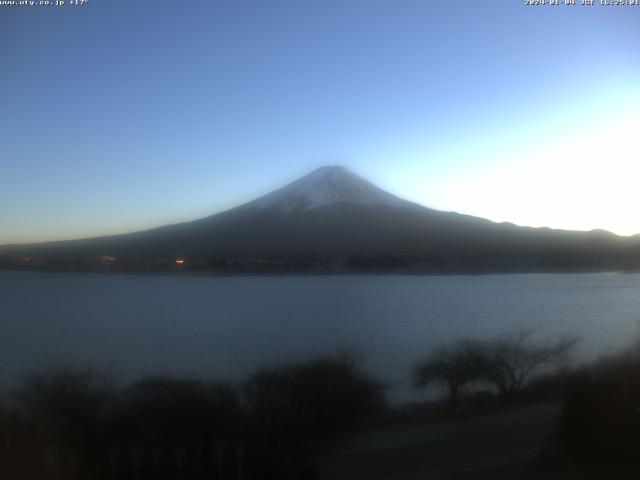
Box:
1 0 639 244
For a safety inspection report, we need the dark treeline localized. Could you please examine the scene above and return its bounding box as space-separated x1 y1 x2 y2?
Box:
0 355 384 480
7 251 627 275
4 335 640 478
0 253 448 275
555 343 640 472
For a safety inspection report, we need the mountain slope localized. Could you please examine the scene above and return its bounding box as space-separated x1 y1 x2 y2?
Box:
240 165 410 212
2 166 640 273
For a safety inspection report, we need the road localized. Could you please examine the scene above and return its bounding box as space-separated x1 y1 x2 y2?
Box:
315 403 561 480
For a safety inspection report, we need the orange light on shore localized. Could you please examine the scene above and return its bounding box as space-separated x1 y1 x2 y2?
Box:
175 258 185 265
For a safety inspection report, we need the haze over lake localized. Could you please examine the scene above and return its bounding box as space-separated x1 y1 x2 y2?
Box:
3 271 639 403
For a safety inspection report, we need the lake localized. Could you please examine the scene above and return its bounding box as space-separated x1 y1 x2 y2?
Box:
2 271 640 404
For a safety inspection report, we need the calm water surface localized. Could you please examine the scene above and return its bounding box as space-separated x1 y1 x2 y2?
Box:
2 272 640 403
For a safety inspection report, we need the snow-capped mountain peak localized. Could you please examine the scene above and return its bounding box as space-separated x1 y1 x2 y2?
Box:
243 165 408 213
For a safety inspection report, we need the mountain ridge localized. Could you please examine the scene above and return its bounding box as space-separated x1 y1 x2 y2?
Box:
1 166 639 273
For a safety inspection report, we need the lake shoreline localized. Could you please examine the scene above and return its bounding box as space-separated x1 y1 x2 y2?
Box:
0 266 633 278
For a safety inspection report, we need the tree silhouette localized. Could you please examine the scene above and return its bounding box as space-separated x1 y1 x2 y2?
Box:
414 340 487 415
483 330 579 405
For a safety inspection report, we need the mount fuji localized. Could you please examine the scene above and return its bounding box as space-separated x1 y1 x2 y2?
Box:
2 165 640 273
240 165 409 213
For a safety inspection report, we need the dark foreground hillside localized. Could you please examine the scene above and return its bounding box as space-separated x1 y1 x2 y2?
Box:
0 355 383 480
3 343 640 479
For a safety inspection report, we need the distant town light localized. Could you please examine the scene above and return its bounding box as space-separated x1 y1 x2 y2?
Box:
175 258 185 265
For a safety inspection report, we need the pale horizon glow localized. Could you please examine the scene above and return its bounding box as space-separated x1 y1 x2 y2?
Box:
425 110 640 237
380 80 640 238
4 104 640 244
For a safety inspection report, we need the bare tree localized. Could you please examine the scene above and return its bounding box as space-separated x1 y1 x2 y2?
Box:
483 329 579 405
413 340 487 415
